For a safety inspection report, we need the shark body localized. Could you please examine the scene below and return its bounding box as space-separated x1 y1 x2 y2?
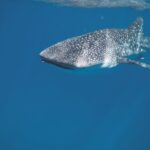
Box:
40 18 150 69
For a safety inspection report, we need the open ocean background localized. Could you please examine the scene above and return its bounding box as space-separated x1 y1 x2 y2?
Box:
0 0 150 150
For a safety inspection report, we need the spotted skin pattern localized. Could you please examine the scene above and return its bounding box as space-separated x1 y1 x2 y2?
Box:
40 18 150 69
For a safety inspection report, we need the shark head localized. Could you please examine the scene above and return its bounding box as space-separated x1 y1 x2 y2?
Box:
39 40 79 69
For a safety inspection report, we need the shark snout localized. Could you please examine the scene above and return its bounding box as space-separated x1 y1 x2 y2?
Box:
39 48 52 63
39 47 63 65
39 50 45 58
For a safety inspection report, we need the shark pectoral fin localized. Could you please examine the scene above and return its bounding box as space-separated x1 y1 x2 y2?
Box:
119 58 150 69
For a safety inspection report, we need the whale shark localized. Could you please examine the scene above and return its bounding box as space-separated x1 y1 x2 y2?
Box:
38 0 150 9
40 18 150 69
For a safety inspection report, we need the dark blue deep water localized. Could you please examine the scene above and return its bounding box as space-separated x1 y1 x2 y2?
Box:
0 1 150 150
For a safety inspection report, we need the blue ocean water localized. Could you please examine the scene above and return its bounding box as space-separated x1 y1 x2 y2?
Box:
0 0 150 150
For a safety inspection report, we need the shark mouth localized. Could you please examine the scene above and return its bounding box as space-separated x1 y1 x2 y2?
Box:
40 54 76 69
